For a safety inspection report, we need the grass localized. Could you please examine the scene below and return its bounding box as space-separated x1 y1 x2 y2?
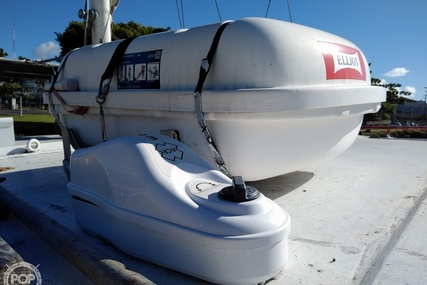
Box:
0 113 55 123
0 110 58 136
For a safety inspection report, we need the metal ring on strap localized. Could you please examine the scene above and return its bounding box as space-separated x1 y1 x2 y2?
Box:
96 37 136 141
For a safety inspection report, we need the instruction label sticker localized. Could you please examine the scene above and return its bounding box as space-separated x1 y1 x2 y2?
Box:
117 50 162 89
318 42 366 81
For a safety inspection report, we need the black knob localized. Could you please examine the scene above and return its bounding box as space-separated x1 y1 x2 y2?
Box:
218 176 260 202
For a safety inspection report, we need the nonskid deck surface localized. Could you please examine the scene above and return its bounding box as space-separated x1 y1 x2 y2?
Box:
0 137 426 284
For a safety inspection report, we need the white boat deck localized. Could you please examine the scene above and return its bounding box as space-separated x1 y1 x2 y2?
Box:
0 136 426 285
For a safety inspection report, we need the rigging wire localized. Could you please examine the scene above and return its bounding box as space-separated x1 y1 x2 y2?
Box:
265 0 293 23
110 0 120 40
175 0 183 28
180 0 185 28
214 0 222 21
287 0 293 22
265 0 271 18
83 0 89 45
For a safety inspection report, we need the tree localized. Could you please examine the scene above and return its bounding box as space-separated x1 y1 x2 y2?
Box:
55 21 86 56
0 48 7 57
113 21 169 38
55 21 170 56
366 64 414 122
0 80 22 109
0 81 21 98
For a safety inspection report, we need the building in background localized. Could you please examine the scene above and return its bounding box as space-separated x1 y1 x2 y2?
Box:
396 100 427 123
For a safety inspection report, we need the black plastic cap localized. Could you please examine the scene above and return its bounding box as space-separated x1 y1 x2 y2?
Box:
218 176 260 202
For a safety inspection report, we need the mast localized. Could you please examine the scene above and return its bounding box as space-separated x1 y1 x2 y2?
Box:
79 0 120 44
12 13 16 59
91 0 112 44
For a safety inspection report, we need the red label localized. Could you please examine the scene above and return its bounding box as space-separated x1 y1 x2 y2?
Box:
319 41 366 81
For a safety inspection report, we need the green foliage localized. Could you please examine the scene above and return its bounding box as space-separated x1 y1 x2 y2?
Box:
55 21 170 56
0 81 22 98
383 83 413 104
367 64 415 122
380 102 398 120
0 113 55 123
113 21 169 39
55 21 86 56
0 48 8 57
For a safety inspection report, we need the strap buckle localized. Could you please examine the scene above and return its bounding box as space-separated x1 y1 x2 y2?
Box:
101 78 111 95
201 58 210 72
96 77 112 105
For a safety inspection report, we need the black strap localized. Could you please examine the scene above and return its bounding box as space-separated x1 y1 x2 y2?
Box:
49 49 78 92
194 22 231 177
194 22 230 93
94 37 135 141
97 37 136 103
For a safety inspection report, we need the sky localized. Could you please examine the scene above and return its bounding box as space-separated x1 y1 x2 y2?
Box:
0 0 426 101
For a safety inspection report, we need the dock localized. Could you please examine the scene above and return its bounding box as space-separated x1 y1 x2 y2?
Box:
0 136 426 284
